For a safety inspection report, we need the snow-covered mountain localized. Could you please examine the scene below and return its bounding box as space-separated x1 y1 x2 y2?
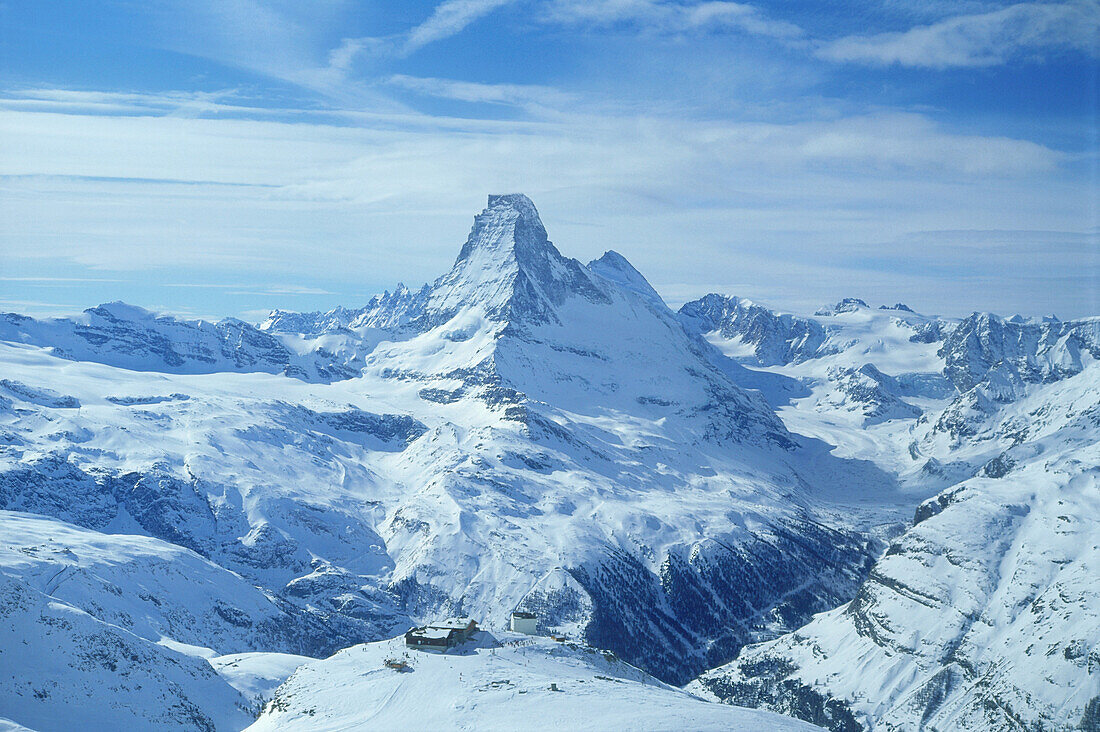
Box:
680 295 1100 730
0 194 1094 731
0 195 901 730
0 302 361 383
0 511 265 731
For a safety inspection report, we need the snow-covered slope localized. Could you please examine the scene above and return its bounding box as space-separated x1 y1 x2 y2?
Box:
690 380 1100 729
248 631 820 732
0 302 360 383
0 511 272 731
680 295 1100 731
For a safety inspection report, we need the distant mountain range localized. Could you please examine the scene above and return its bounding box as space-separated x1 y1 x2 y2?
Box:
0 195 1095 731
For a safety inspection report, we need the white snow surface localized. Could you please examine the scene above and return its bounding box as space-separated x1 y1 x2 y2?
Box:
0 512 257 731
210 653 314 707
247 631 820 732
0 196 899 690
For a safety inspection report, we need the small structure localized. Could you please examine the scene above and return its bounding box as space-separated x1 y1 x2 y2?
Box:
510 610 538 635
383 658 410 671
405 617 479 652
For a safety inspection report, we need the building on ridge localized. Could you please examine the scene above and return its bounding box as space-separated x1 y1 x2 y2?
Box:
405 617 479 651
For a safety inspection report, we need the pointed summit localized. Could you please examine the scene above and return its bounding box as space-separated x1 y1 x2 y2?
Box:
454 194 554 269
428 194 608 325
587 250 665 308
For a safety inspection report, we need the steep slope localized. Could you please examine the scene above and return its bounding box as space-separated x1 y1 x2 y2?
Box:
679 297 1100 731
0 362 421 654
0 510 339 658
680 294 830 366
940 312 1099 392
343 194 891 682
0 511 289 731
691 383 1100 729
680 293 956 487
247 631 821 732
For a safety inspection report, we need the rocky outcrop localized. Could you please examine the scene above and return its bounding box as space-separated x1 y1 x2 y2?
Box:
679 294 830 365
0 302 360 383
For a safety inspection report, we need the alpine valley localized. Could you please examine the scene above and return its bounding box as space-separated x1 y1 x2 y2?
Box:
0 195 1095 731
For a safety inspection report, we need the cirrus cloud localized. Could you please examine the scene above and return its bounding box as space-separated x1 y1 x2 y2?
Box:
541 0 803 38
818 1 1100 68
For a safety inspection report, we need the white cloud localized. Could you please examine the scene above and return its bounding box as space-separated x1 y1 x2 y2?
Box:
387 74 575 108
0 276 124 283
0 299 81 311
142 1 403 107
541 0 802 38
0 90 1090 317
818 1 1100 68
341 0 801 79
794 113 1062 174
164 283 337 295
0 88 251 120
404 0 517 53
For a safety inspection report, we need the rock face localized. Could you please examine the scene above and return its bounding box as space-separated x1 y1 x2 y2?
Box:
816 298 869 316
423 193 611 326
941 312 1100 392
911 312 1100 450
692 443 1100 731
823 365 923 425
260 284 430 336
680 294 829 366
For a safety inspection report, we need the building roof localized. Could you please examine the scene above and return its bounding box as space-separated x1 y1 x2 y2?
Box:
416 628 454 641
431 617 476 630
511 611 536 619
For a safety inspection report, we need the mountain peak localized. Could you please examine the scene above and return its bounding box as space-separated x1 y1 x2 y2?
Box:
487 192 539 215
815 297 868 316
429 194 608 325
587 250 665 307
455 193 552 267
87 301 158 322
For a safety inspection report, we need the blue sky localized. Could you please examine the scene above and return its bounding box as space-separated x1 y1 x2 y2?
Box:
1 0 1097 320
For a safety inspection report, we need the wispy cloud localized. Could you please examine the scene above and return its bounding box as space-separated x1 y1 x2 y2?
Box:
0 90 1093 317
312 0 801 71
334 0 520 65
818 1 1100 68
0 299 82 310
0 276 125 283
143 0 404 108
405 0 517 53
794 113 1062 174
388 74 575 108
0 91 1081 284
542 0 803 38
0 88 251 119
164 283 337 295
